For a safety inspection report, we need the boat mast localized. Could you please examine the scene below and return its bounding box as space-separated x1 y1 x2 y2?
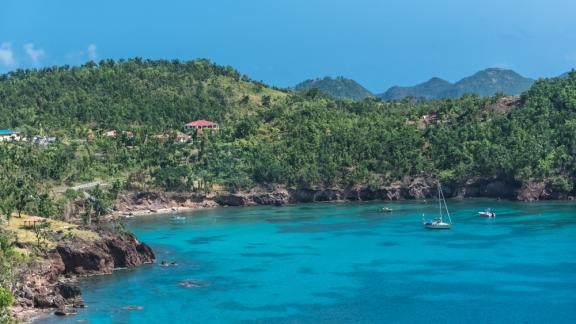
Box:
438 181 443 222
439 183 452 224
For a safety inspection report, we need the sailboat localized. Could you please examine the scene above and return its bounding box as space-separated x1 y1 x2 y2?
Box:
423 182 452 229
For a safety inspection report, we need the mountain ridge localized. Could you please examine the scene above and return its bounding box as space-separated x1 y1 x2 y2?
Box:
379 68 535 100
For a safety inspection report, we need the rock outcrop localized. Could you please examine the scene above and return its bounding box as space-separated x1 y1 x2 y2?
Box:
56 231 154 275
12 230 154 319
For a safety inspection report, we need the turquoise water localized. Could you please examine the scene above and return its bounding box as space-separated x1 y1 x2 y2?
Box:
40 199 576 323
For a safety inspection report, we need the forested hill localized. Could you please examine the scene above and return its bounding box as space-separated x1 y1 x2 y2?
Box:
1 61 576 223
294 76 373 101
0 59 286 133
380 68 534 100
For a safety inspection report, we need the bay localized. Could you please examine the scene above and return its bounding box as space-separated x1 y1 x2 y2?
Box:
39 199 576 323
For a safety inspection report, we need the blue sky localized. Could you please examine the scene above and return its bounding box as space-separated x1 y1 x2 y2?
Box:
1 0 575 92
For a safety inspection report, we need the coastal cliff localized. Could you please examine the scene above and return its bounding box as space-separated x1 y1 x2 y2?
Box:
11 229 154 320
113 178 574 215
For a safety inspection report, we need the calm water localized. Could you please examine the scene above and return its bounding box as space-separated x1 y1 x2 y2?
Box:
40 199 576 323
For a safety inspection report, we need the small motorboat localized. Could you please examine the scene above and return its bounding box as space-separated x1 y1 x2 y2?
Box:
381 207 393 212
170 215 186 222
478 209 496 218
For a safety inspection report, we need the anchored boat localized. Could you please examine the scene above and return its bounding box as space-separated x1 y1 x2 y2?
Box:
423 182 452 229
478 208 496 218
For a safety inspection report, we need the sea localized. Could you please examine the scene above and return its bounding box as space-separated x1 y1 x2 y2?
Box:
38 199 576 323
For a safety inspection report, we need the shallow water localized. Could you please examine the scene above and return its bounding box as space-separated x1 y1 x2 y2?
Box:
39 199 576 323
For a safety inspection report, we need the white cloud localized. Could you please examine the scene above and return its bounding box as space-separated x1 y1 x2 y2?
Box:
23 43 45 64
87 44 97 61
0 42 16 67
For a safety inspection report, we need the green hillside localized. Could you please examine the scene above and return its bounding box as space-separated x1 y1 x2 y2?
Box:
294 76 373 101
0 59 286 133
1 61 576 222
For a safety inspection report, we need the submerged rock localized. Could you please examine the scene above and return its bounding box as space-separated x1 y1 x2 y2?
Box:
54 306 77 316
179 279 209 288
122 305 144 311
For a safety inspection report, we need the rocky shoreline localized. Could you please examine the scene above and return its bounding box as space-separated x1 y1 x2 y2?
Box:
112 178 575 216
11 229 154 322
13 177 570 321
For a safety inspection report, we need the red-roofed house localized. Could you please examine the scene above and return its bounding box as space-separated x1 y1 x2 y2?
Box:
183 120 219 131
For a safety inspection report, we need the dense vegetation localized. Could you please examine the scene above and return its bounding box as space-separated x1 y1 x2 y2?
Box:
0 60 575 311
0 58 285 133
294 76 374 101
0 231 17 321
0 59 576 197
380 68 535 100
0 59 575 215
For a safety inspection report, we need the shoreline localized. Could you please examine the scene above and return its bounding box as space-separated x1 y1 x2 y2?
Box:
109 191 575 221
10 229 155 323
109 178 575 220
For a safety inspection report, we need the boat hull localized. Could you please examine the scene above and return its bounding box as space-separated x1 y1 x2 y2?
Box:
424 222 451 229
478 212 496 218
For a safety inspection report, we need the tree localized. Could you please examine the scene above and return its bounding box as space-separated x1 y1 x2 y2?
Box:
82 186 112 225
0 182 15 221
14 179 35 218
32 220 51 248
261 95 271 108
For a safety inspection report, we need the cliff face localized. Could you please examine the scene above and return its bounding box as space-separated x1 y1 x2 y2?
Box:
12 230 154 318
56 231 154 275
113 178 574 214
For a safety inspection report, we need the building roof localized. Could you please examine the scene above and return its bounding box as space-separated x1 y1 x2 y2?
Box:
185 120 218 127
24 216 46 224
0 129 16 135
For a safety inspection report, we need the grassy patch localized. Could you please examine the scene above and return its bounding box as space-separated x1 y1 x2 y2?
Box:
4 215 100 248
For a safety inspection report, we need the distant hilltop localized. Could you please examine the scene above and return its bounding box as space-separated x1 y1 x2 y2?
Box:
294 76 373 101
379 68 535 100
295 68 572 101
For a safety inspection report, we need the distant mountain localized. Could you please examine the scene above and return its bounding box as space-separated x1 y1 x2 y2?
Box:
559 70 573 78
381 77 454 100
453 68 534 97
379 68 534 100
294 76 373 101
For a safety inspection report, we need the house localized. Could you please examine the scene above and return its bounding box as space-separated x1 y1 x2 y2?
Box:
104 130 117 137
153 133 171 140
175 134 192 143
0 129 21 142
32 135 56 146
183 120 219 132
104 130 134 138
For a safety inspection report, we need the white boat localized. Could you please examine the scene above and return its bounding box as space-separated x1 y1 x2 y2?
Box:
478 209 496 218
423 182 452 229
170 209 186 222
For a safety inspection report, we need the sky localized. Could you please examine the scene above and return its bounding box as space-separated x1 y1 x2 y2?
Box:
0 0 575 92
